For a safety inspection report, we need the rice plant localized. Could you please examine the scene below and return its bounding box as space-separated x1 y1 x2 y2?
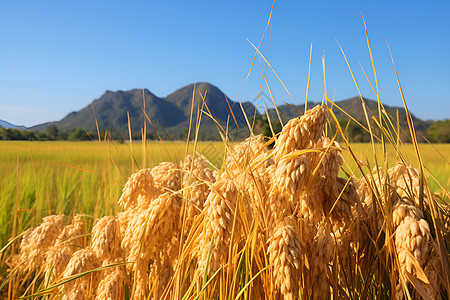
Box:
1 11 449 300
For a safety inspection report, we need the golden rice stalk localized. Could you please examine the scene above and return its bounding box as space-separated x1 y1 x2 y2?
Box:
270 155 308 204
306 138 343 198
150 162 182 196
119 161 181 211
95 268 126 300
180 155 216 231
118 168 155 210
44 245 75 283
266 142 307 231
222 134 272 179
353 175 376 215
198 178 240 276
268 132 345 231
41 215 85 284
388 163 423 204
222 135 274 233
55 214 85 248
422 247 442 299
148 252 176 299
63 282 89 300
133 259 150 299
296 140 348 244
267 217 303 300
117 207 138 238
59 247 101 298
392 203 424 228
331 177 370 270
327 176 359 222
121 192 180 298
16 214 64 274
393 202 441 299
245 163 273 231
395 219 430 273
91 216 122 263
180 155 215 183
296 140 344 232
298 192 324 240
121 208 148 274
266 192 294 235
363 163 422 208
122 193 180 268
359 163 443 297
7 102 449 299
272 104 328 162
298 138 345 218
309 223 333 300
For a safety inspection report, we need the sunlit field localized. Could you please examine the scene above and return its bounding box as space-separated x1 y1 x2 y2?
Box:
1 140 448 248
0 140 225 246
1 136 449 298
341 143 450 193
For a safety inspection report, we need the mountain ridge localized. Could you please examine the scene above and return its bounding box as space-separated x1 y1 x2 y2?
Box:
0 120 27 130
30 82 256 139
22 82 434 140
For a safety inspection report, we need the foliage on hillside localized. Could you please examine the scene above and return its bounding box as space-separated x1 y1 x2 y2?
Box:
426 119 450 143
0 127 95 141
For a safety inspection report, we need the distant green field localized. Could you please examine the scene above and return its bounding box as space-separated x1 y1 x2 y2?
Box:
0 140 448 257
340 143 450 193
0 140 226 252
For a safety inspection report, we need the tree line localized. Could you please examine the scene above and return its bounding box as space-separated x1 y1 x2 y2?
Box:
0 125 157 142
255 117 450 144
0 126 93 141
1 119 449 143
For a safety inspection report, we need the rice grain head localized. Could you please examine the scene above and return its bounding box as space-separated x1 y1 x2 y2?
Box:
309 223 333 300
16 214 64 274
91 216 122 263
63 282 89 300
121 192 180 298
393 201 442 298
198 178 240 276
388 163 423 205
44 245 76 283
222 134 271 179
59 247 101 298
267 217 303 300
273 104 328 162
180 155 216 231
118 168 156 210
95 268 126 300
150 162 182 196
55 214 85 248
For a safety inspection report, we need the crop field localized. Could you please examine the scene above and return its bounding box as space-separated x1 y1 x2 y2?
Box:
0 132 449 298
0 140 225 246
340 143 450 193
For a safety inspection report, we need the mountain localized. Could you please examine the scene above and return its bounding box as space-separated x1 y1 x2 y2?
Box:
166 82 254 124
268 96 426 126
0 120 27 130
266 96 431 141
29 83 434 141
31 83 256 139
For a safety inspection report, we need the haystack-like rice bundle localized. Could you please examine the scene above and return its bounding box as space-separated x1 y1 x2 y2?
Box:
10 104 447 299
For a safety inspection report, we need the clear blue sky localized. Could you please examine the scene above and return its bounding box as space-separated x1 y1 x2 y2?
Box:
1 1 449 127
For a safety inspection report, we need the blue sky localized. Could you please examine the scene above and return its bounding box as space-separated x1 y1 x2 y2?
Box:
1 1 449 127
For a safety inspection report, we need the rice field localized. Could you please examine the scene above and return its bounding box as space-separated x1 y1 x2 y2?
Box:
0 140 225 247
341 143 450 193
0 109 449 298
